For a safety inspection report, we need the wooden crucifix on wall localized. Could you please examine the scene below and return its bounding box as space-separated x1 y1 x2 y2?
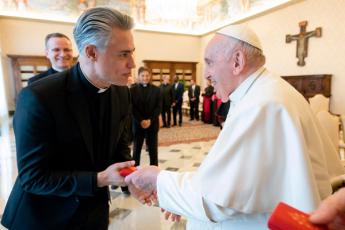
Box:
286 21 322 66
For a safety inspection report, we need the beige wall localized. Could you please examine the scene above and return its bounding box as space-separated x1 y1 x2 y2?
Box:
0 18 201 111
199 33 214 90
1 0 345 113
132 30 200 81
0 23 8 122
245 0 345 114
199 0 345 114
0 18 76 111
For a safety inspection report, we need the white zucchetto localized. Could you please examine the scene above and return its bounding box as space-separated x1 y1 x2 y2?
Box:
217 24 262 50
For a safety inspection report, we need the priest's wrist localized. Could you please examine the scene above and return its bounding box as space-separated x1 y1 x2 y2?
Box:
97 171 108 187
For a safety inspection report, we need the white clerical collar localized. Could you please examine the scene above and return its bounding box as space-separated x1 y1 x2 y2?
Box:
229 66 265 103
97 88 108 93
80 67 109 94
52 66 67 72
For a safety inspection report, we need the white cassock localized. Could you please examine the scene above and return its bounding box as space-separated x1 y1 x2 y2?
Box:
157 67 344 229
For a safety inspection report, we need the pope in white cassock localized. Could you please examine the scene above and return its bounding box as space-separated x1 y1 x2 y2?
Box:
125 24 345 229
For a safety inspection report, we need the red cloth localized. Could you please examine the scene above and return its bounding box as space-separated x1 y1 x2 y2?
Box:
213 95 222 108
202 96 212 123
212 95 222 125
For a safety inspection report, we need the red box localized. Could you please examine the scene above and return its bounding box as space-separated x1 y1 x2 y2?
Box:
119 166 136 177
268 202 327 230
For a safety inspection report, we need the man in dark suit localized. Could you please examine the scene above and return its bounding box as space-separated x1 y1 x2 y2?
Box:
131 67 161 166
172 75 184 126
188 79 200 121
1 7 136 230
28 33 74 85
216 101 231 129
160 75 174 128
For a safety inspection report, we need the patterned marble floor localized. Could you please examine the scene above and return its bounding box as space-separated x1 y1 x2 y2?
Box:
0 117 217 230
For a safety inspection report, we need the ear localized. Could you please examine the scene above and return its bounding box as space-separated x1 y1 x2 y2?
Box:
232 50 245 75
84 44 97 61
45 49 49 58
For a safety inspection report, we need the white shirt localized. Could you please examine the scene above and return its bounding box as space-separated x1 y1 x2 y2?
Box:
157 68 344 229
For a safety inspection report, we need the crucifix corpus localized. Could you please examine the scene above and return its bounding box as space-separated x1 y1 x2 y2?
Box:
286 21 322 66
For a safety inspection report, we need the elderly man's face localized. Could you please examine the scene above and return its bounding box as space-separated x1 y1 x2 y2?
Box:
94 27 136 86
204 35 236 102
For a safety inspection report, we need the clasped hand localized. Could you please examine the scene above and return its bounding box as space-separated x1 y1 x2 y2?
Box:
140 119 151 129
124 166 181 222
124 166 159 205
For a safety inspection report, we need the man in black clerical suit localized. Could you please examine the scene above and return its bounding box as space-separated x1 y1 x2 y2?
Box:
216 101 231 129
160 75 174 128
1 7 136 230
188 79 201 121
130 67 162 166
172 75 184 126
28 33 74 85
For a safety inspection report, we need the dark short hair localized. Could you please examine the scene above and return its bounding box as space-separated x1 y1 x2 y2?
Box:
138 66 150 75
45 33 70 48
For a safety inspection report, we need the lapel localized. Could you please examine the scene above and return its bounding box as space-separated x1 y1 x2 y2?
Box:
109 86 121 157
47 68 57 75
174 83 178 93
66 65 94 163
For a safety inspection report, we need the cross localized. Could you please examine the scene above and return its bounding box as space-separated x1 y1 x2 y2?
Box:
286 21 322 66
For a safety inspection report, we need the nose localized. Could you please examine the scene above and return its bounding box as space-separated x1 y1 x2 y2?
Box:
128 55 136 69
59 50 69 58
204 73 211 81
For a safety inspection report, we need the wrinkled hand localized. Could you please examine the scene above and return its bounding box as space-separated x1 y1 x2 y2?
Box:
125 166 160 204
309 188 345 230
161 208 181 222
97 160 135 187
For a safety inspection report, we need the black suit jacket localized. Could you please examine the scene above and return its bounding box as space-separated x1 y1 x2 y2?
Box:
173 82 184 103
160 83 174 109
188 84 200 102
203 85 214 97
28 67 57 85
1 64 131 230
130 83 161 132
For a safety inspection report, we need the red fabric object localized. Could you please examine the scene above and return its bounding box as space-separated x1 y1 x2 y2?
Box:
203 96 212 123
268 202 327 230
119 167 137 177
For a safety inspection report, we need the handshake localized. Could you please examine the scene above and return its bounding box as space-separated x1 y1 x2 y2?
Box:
98 161 181 222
